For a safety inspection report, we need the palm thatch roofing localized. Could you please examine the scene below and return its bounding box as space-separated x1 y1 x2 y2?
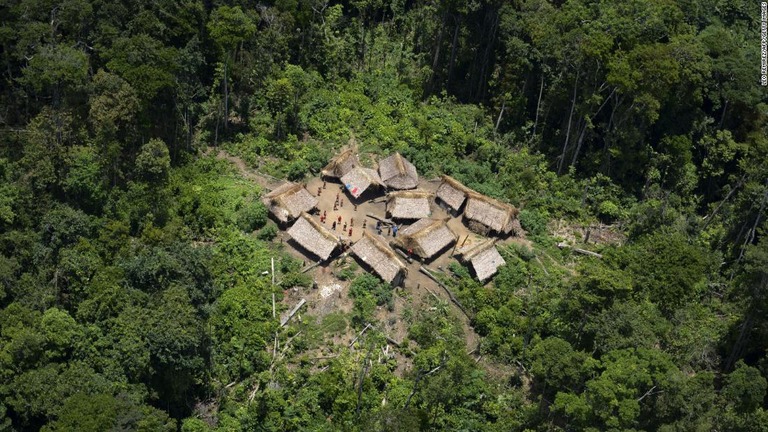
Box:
287 213 341 261
463 191 519 234
378 153 419 190
341 166 383 198
394 218 456 259
456 238 506 282
436 175 473 212
351 231 407 284
321 148 359 178
386 190 433 220
261 182 318 224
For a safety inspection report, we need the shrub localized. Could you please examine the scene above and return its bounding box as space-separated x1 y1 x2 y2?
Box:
519 208 548 237
236 201 268 232
256 222 278 241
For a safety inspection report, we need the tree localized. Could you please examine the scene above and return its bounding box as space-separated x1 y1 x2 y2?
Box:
41 393 176 432
88 70 140 186
529 337 593 397
553 348 680 430
722 361 767 414
207 5 256 132
209 280 275 382
622 232 713 314
134 139 170 184
62 145 105 212
19 44 88 107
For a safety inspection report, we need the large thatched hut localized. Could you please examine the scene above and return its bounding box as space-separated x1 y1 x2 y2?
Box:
261 182 318 225
385 190 433 220
321 148 359 179
463 191 519 236
378 153 419 190
393 218 456 261
435 175 473 215
341 166 383 199
351 231 407 285
456 238 506 282
287 213 341 261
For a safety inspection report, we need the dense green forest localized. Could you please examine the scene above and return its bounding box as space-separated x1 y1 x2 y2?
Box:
0 0 767 430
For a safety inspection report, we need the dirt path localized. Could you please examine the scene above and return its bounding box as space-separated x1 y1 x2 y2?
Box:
214 149 286 191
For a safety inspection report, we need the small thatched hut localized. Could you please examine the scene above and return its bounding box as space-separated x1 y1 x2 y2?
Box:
435 175 473 215
378 153 419 190
456 238 505 282
341 166 383 199
261 182 318 225
321 148 359 179
463 191 519 236
351 231 407 285
287 213 341 261
386 190 433 220
393 218 456 261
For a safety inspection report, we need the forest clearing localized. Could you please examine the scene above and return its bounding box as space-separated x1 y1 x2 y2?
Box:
0 0 766 430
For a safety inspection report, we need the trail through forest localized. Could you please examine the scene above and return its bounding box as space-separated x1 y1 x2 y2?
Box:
214 149 285 191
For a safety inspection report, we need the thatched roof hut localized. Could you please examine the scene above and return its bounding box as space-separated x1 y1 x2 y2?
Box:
378 153 419 190
287 213 341 261
261 182 318 224
341 166 383 198
386 190 433 220
463 191 519 235
351 231 407 285
321 149 359 178
456 238 505 282
435 175 473 213
394 218 456 260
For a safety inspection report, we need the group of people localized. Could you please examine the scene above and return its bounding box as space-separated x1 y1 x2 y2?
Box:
374 220 398 237
316 181 400 239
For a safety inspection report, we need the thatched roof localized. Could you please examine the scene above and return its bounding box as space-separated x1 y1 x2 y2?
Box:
394 218 456 259
351 231 406 284
321 149 359 178
378 153 419 190
457 238 505 282
463 191 518 234
436 175 473 212
287 213 341 260
261 182 318 224
341 167 382 198
386 190 433 219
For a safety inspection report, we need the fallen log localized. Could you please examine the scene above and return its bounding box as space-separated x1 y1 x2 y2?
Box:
280 299 306 327
349 323 373 347
394 247 413 263
419 266 470 319
557 242 603 259
366 213 394 225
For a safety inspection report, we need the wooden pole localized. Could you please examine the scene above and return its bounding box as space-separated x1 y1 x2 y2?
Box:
272 293 276 319
271 257 275 285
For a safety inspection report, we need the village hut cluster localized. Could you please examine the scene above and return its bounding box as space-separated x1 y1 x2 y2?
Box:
265 148 523 285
